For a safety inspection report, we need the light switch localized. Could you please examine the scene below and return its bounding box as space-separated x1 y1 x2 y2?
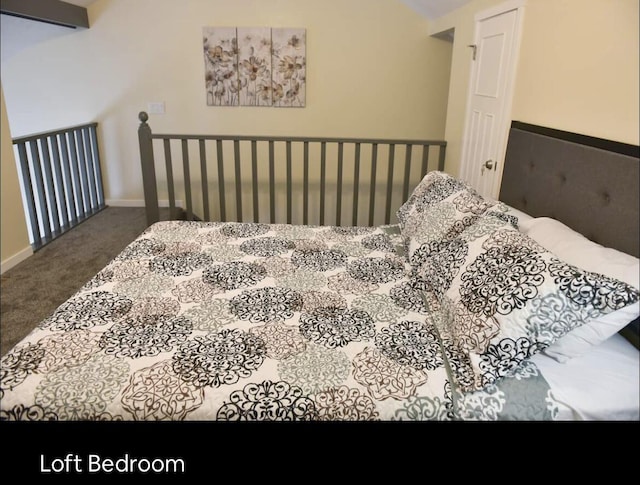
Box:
148 102 165 114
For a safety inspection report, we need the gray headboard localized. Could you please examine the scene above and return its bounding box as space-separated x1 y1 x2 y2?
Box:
499 121 639 346
500 121 639 257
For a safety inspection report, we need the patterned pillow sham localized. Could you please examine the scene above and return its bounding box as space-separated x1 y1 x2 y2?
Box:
397 171 524 264
418 215 640 393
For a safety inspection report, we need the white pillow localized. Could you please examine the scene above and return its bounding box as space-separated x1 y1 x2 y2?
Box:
520 217 640 362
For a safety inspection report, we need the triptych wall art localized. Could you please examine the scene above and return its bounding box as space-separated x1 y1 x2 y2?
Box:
203 27 306 107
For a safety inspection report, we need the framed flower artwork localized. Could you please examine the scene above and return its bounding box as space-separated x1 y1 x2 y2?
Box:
203 27 306 107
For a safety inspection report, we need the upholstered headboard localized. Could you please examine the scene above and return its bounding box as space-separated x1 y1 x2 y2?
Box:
500 121 639 258
499 121 640 347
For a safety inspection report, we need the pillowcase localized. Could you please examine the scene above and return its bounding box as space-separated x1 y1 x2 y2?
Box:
396 171 500 263
418 214 640 393
519 217 640 362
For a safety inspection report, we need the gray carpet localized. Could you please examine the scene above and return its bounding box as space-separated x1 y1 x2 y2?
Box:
1 207 151 357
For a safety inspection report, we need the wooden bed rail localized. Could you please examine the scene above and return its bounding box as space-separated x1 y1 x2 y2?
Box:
138 111 446 227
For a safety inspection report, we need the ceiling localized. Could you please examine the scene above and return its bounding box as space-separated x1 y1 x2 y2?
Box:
399 0 472 19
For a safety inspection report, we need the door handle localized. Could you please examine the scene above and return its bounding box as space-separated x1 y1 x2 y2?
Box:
483 160 495 170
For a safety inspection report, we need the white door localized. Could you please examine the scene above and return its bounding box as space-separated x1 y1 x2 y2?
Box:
460 3 524 198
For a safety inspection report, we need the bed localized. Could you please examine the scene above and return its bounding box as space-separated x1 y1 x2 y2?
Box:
1 117 638 422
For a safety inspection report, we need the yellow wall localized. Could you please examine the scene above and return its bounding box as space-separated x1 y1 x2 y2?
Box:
1 0 453 206
0 83 31 269
513 0 639 144
431 0 639 176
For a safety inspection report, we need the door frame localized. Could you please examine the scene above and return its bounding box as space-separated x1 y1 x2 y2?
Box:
459 0 526 198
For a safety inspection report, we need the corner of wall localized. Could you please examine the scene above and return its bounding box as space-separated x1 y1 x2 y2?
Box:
1 81 32 269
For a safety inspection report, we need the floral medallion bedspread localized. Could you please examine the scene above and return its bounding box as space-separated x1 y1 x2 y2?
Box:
0 221 560 421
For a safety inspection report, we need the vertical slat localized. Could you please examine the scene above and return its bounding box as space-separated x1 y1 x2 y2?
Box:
182 139 193 221
67 131 85 219
199 139 210 221
138 114 159 226
438 144 446 171
303 141 309 225
421 144 430 177
368 143 378 227
269 140 275 223
336 142 343 226
82 126 98 212
352 143 361 226
216 139 226 221
402 144 413 203
75 128 91 215
163 139 176 217
59 133 78 225
384 144 395 224
89 125 105 207
39 138 60 234
234 140 242 221
286 141 292 224
49 135 69 228
16 142 41 248
29 141 52 241
251 140 259 223
319 142 326 226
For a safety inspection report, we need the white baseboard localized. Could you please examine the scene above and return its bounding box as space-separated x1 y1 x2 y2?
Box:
1 246 33 274
105 199 184 208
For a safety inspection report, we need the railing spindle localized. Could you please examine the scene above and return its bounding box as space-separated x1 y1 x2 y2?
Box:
402 144 413 204
352 143 361 226
49 135 69 229
269 141 275 223
303 141 309 225
216 139 226 221
336 142 343 226
82 127 97 212
320 142 326 226
286 141 292 224
16 142 41 248
251 140 259 223
385 144 395 224
163 139 176 217
75 128 91 215
199 139 210 221
421 144 430 177
39 138 60 234
234 140 242 221
29 140 52 240
181 139 193 221
368 143 378 227
89 125 105 207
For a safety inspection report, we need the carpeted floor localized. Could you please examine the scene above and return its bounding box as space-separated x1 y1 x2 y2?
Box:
1 207 151 356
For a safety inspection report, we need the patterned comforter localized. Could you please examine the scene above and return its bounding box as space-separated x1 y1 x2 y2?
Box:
0 220 560 421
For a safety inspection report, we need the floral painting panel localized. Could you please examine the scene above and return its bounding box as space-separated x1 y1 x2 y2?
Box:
237 27 272 107
271 28 306 108
203 27 239 106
